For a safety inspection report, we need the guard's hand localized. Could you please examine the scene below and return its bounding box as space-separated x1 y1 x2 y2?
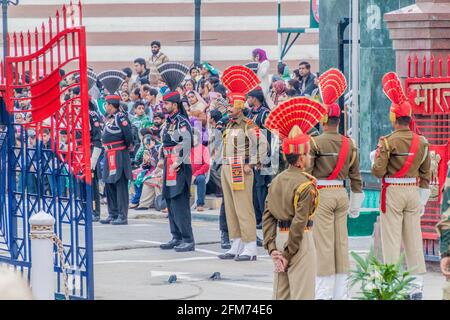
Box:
157 160 164 169
441 257 450 279
170 163 180 172
243 164 252 175
128 144 134 152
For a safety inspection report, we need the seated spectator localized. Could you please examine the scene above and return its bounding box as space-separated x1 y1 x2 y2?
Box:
183 79 195 94
121 90 133 113
134 58 150 85
287 79 301 95
139 111 165 144
271 80 288 105
191 130 210 212
298 61 318 96
277 62 291 82
130 136 160 209
131 101 152 131
187 90 207 115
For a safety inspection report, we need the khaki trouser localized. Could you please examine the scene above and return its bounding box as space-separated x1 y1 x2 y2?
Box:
381 185 426 274
313 188 349 276
444 279 450 300
273 230 316 300
221 164 256 242
138 183 161 209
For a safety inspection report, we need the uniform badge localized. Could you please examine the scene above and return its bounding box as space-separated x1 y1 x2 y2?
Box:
122 120 128 126
94 122 100 127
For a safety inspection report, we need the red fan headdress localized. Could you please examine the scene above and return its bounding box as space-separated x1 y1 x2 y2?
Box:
382 72 412 121
222 66 260 109
318 68 347 122
265 97 327 155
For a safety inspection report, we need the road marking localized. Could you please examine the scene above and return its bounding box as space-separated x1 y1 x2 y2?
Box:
134 240 270 258
95 257 219 265
215 281 272 292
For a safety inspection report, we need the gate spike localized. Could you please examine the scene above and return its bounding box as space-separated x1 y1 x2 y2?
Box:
438 55 443 77
56 10 60 33
407 55 411 78
49 17 53 38
422 54 427 77
13 32 17 56
78 0 83 25
62 4 67 29
430 54 434 78
70 0 75 27
414 54 419 78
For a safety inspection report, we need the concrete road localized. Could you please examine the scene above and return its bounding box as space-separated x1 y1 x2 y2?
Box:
92 218 445 300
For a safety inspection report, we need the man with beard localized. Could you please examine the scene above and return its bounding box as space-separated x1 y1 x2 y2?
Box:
148 41 169 87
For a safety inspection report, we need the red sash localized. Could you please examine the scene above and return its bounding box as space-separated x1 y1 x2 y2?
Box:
164 147 178 186
106 146 126 176
380 133 420 213
327 136 350 180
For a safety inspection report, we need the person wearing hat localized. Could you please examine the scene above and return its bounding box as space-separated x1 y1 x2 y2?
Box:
158 62 195 253
89 99 104 222
247 87 272 232
308 69 364 300
218 66 268 262
99 94 133 225
263 97 326 300
371 72 431 300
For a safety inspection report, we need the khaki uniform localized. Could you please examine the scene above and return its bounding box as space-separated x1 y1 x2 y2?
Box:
263 166 319 300
309 132 362 277
221 113 268 243
372 128 430 275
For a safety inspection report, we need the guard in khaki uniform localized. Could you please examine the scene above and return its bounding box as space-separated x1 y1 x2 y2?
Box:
263 97 327 300
309 68 364 300
437 166 450 300
371 72 431 299
218 65 268 261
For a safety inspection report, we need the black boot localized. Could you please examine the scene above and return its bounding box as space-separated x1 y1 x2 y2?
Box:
174 242 195 252
99 215 115 224
111 216 128 225
221 231 231 250
160 239 182 250
93 215 100 222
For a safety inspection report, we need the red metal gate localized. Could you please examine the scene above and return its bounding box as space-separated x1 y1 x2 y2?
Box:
406 54 450 261
0 1 94 299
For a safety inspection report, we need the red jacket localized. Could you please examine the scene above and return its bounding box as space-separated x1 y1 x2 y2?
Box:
191 144 210 177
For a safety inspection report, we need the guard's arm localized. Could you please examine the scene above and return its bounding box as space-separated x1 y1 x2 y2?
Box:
348 141 363 193
418 139 431 189
371 137 389 178
283 183 314 262
117 113 133 148
262 198 278 255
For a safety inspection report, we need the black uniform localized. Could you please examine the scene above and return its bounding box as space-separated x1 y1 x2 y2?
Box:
90 110 103 220
161 111 194 244
250 104 271 226
101 111 133 222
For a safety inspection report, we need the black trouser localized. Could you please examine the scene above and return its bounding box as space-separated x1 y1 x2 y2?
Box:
219 198 228 233
92 169 101 218
166 191 194 243
105 173 129 220
253 171 270 225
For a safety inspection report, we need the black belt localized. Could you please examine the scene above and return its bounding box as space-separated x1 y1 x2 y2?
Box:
104 141 126 150
278 220 313 229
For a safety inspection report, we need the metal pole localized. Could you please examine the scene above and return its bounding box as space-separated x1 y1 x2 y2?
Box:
337 18 350 135
194 0 201 66
2 0 8 62
277 0 282 62
351 0 360 145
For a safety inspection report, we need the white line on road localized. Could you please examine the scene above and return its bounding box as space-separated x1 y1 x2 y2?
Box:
134 240 271 258
95 257 219 265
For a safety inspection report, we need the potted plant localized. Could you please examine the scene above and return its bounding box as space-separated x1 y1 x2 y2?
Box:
349 250 416 300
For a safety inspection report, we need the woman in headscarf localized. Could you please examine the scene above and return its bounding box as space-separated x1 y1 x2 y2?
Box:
187 90 208 128
252 48 271 99
271 80 288 106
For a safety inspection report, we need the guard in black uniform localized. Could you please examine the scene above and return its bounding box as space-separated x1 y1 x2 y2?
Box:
247 87 272 231
89 100 104 222
99 95 133 225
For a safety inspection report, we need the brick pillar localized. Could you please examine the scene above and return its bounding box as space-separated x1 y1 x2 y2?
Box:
385 0 450 78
